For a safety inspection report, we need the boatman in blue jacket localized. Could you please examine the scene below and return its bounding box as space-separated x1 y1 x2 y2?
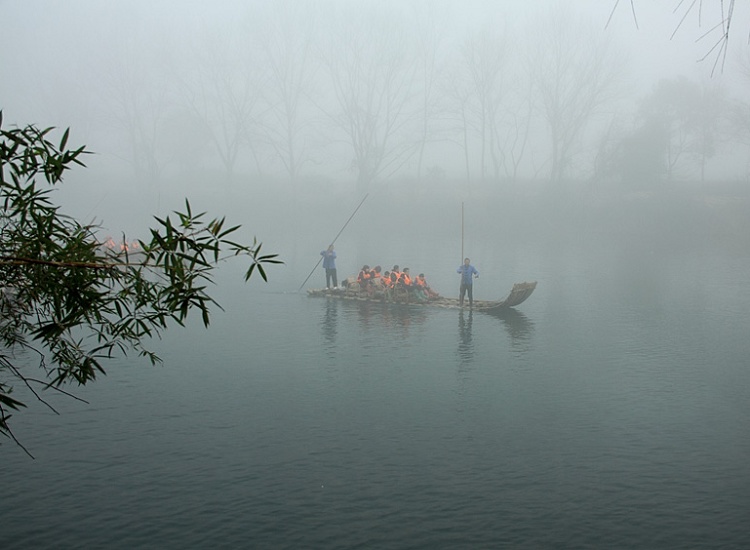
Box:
457 257 479 308
321 244 337 289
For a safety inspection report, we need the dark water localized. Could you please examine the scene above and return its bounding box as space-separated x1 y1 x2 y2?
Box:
3 247 750 549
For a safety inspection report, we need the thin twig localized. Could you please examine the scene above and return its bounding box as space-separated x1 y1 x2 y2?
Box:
0 404 35 459
605 0 639 30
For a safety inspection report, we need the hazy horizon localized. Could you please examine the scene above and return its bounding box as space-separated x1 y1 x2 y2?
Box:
2 0 750 271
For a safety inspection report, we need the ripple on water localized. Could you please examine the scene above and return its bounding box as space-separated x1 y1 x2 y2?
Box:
3 254 750 549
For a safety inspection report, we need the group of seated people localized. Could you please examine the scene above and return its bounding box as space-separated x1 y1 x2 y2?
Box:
348 264 440 302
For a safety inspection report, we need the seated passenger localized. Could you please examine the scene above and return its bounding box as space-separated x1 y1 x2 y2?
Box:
398 267 413 288
416 273 440 299
387 272 398 289
412 285 428 303
357 265 372 289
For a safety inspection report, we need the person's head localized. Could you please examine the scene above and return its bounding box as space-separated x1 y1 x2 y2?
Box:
362 265 370 271
374 265 381 273
392 265 399 271
464 258 470 265
403 267 409 273
419 273 425 279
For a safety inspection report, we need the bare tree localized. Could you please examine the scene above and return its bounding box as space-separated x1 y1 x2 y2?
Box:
464 30 510 182
441 23 539 186
530 7 623 184
173 25 265 182
250 1 320 186
410 1 452 182
319 5 420 193
93 34 173 182
441 58 476 185
444 29 506 188
495 71 536 182
441 29 510 184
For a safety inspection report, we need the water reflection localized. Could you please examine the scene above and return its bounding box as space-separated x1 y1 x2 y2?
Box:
457 310 474 363
346 300 429 338
318 297 533 359
321 298 338 352
487 308 535 355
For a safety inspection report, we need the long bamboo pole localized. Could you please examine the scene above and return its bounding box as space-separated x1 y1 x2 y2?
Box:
298 193 369 291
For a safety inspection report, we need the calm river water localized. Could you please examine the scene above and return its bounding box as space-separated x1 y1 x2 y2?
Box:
3 244 750 549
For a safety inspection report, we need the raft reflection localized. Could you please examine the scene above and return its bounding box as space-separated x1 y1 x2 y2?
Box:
321 300 339 345
457 310 474 363
319 297 533 358
348 299 429 338
487 308 535 355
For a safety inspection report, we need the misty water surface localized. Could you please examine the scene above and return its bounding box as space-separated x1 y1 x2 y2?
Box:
3 241 749 549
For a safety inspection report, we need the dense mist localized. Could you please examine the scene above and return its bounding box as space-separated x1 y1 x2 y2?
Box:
5 6 750 547
2 0 749 292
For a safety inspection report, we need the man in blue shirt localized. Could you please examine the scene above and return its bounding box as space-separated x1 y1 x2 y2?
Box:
457 257 479 308
321 245 337 289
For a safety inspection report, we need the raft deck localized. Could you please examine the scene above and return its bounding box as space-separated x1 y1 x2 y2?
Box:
307 281 537 313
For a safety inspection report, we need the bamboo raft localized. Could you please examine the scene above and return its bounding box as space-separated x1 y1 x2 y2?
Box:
307 281 537 314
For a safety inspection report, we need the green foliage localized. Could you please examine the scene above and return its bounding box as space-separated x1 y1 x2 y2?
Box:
0 113 281 456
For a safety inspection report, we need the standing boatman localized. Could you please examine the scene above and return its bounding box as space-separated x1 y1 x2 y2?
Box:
321 244 338 289
457 257 479 308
